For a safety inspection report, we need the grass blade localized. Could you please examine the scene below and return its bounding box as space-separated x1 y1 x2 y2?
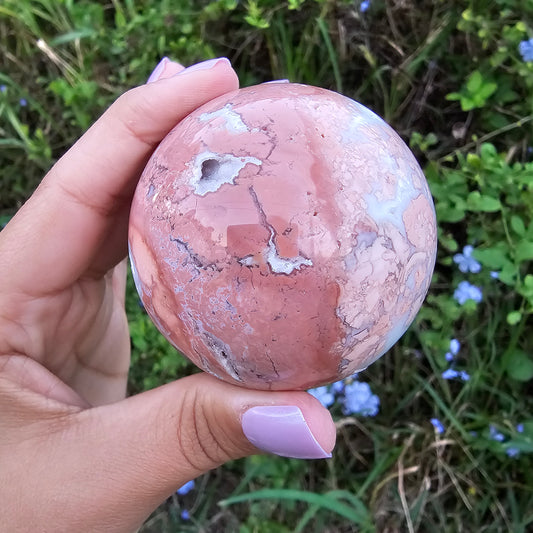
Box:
316 16 342 93
219 488 373 529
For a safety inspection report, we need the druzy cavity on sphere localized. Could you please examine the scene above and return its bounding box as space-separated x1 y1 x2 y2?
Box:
128 82 437 391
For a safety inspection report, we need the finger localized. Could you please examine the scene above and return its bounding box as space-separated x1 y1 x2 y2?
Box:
147 57 185 82
38 374 336 531
0 354 89 409
111 257 128 308
0 59 239 297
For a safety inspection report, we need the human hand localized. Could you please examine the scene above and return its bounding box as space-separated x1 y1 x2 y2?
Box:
0 58 336 532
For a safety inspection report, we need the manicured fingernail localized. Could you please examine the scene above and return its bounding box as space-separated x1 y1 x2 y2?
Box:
175 57 230 76
242 406 332 459
263 79 290 84
147 57 170 83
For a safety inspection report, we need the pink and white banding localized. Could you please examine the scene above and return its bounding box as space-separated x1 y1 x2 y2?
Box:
128 83 437 390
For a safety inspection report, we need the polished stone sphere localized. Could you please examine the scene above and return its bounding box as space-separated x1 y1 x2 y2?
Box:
128 82 437 390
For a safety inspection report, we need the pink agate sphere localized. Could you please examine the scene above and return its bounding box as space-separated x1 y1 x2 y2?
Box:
128 82 437 390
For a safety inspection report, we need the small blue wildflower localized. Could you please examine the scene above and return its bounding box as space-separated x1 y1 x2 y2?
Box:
342 381 380 417
360 0 370 12
450 338 460 354
19 98 27 107
454 281 483 305
517 423 524 433
506 447 520 458
519 38 533 62
453 245 481 273
459 370 470 381
469 431 478 437
442 368 470 381
180 509 190 520
331 380 345 394
430 418 445 434
177 480 195 495
0 84 6 93
308 386 335 408
490 271 499 279
445 338 460 361
442 368 459 380
489 425 505 442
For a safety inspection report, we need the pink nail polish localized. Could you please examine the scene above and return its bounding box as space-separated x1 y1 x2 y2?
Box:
241 405 332 459
147 57 170 83
174 57 231 76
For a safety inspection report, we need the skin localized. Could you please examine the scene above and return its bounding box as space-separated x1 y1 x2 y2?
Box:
0 61 335 532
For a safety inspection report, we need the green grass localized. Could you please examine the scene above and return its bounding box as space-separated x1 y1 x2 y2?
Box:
2 0 533 531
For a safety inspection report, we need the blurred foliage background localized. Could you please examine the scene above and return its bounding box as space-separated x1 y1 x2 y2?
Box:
2 0 533 531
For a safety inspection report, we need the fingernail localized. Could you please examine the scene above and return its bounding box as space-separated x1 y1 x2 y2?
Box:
242 406 332 459
175 57 230 76
263 79 290 84
147 57 170 83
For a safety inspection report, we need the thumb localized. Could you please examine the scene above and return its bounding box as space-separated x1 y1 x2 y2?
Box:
63 373 336 531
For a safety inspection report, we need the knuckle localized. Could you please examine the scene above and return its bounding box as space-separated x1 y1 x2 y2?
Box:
173 388 239 472
112 88 159 148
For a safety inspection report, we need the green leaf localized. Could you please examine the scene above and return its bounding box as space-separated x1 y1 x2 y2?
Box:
480 143 498 160
461 97 477 111
499 263 517 285
467 191 502 212
515 241 533 262
506 311 522 325
466 70 483 93
474 246 508 269
435 203 465 223
477 81 497 100
511 215 526 236
445 92 461 102
506 350 533 382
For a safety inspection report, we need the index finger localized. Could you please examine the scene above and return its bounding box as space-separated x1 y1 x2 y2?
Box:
0 59 239 296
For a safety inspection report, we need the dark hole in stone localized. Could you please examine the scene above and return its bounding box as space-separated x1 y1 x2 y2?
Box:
200 158 220 181
221 351 227 359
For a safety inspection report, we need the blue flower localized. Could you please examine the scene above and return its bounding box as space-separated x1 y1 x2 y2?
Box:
342 381 380 416
331 380 345 394
489 425 505 442
180 509 190 520
459 370 470 381
519 38 533 62
19 98 27 107
517 423 524 433
441 368 469 381
453 245 481 273
449 338 460 354
445 338 460 361
442 368 459 380
360 0 370 12
454 281 483 305
490 271 499 279
506 447 520 458
0 84 6 93
177 480 195 495
308 386 335 408
430 418 445 434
